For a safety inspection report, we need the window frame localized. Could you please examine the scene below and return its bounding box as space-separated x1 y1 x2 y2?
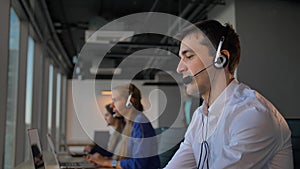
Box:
0 0 11 167
14 21 29 166
4 6 22 169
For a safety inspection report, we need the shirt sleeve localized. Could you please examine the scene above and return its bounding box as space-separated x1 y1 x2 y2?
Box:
163 138 197 169
120 157 150 169
120 121 159 169
212 107 290 169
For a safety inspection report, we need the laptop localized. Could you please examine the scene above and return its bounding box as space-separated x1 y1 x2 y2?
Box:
60 135 88 157
28 128 46 169
46 133 99 169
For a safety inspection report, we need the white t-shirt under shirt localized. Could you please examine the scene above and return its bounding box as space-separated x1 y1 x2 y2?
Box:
165 79 293 169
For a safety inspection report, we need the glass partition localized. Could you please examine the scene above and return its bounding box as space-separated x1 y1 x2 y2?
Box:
4 8 20 169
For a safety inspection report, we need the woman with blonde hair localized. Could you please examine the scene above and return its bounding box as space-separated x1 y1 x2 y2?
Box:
86 83 160 169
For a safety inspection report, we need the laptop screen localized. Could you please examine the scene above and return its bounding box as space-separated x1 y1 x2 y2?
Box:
46 133 62 166
28 128 46 169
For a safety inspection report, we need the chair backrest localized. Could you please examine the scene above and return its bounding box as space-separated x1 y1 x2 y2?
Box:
286 119 300 168
94 130 110 148
155 127 186 168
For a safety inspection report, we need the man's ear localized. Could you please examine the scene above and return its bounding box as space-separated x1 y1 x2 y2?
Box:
221 50 230 59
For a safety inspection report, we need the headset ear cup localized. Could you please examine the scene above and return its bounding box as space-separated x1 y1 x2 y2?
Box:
214 54 228 69
125 94 132 108
126 102 132 108
220 54 228 68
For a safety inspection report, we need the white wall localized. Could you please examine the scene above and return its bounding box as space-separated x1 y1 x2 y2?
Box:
66 80 106 143
67 79 187 143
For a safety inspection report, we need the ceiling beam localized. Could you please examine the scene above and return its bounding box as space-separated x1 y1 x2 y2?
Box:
40 0 73 70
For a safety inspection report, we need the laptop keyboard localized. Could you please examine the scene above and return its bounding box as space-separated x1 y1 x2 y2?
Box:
60 162 81 166
60 161 96 167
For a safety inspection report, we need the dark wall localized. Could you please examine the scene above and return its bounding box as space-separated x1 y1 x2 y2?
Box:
236 0 300 118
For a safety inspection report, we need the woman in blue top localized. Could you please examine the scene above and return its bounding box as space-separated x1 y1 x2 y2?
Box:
87 83 160 169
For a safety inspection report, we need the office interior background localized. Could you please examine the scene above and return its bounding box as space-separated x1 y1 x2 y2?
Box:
1 0 300 168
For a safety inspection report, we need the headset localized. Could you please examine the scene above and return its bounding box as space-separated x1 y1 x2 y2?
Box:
112 112 117 118
125 93 133 108
112 112 124 120
213 36 228 69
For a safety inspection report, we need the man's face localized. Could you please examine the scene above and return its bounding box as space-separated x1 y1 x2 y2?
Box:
111 103 122 118
177 33 214 96
112 90 127 116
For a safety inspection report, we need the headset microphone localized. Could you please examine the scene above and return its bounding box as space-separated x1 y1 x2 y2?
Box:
113 113 124 120
182 63 215 85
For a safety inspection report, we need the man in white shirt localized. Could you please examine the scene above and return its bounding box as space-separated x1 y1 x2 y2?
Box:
164 20 293 169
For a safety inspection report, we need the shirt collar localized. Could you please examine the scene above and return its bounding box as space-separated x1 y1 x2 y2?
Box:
208 79 239 116
199 79 239 142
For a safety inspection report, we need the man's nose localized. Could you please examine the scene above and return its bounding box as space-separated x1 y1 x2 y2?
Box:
177 59 187 74
113 107 117 113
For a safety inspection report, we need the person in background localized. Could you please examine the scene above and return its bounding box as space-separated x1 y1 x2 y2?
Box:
84 103 125 157
183 87 202 126
105 103 125 154
164 20 293 168
31 144 44 169
86 83 160 169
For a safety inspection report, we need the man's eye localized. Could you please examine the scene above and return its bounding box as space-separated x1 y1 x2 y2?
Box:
186 55 194 59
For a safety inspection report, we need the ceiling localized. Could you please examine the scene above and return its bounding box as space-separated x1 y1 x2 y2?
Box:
45 0 223 80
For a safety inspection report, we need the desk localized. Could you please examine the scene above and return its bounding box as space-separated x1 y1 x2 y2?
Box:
15 162 113 169
15 161 113 169
15 151 113 169
14 160 60 169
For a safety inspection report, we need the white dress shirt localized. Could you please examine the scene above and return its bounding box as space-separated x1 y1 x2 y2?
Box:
165 80 293 169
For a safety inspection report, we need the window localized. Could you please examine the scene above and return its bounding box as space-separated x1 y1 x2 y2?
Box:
59 75 67 151
56 73 61 148
25 36 34 128
23 36 35 161
4 8 20 169
48 64 54 134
